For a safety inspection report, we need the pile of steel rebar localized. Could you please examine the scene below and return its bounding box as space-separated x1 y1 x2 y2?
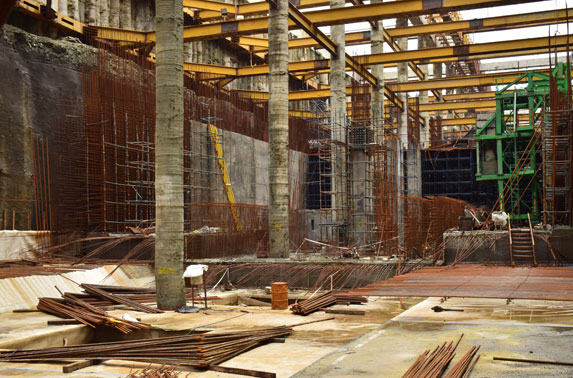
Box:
291 291 367 316
443 345 480 378
0 326 292 368
60 284 215 308
402 335 480 378
37 296 150 334
291 291 337 315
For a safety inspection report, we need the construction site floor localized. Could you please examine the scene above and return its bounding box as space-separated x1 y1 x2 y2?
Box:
294 296 573 377
1 265 572 377
0 290 420 377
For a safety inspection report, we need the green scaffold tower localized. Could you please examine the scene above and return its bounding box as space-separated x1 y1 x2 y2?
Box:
475 63 570 223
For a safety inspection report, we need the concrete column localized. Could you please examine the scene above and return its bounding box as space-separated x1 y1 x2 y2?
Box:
99 0 109 27
58 0 67 15
330 0 347 243
119 0 132 29
86 0 97 24
433 61 443 123
349 0 384 246
268 0 290 258
70 0 80 20
445 63 457 120
134 1 146 30
110 0 120 28
418 35 431 148
396 18 408 149
396 17 408 245
154 0 185 310
330 0 346 138
370 0 384 141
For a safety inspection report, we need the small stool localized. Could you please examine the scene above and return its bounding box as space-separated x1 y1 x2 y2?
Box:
188 271 208 309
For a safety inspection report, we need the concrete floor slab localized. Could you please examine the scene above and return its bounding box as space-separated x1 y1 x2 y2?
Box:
294 297 573 377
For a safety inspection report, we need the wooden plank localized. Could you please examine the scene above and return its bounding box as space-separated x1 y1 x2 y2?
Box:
208 365 276 378
63 359 103 373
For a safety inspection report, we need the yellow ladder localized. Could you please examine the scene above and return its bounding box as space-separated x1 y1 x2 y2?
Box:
208 125 243 231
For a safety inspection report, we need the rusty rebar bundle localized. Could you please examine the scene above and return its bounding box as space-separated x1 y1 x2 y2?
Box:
0 326 292 368
290 290 367 316
37 297 150 334
402 335 464 378
291 291 337 315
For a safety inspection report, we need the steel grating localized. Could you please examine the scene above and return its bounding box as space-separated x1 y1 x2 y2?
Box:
347 265 573 301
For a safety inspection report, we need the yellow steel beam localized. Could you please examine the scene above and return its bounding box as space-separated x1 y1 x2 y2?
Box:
184 61 236 76
91 26 153 43
16 0 83 34
388 8 570 39
440 117 477 126
181 0 542 41
235 68 563 100
419 100 496 112
244 8 568 53
357 34 573 66
387 68 556 93
187 0 370 20
183 35 571 82
286 1 383 97
429 91 498 102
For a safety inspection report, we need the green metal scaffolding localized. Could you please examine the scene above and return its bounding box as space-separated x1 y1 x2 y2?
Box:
475 63 570 223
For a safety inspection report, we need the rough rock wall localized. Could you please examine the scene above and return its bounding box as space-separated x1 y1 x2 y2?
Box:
0 26 94 229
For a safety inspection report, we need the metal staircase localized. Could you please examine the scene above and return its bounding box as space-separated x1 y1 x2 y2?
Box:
509 214 537 267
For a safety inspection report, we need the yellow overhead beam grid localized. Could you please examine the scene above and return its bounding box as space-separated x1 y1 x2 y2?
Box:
234 68 562 100
180 0 543 42
239 9 570 52
180 35 572 82
285 2 386 97
184 0 345 20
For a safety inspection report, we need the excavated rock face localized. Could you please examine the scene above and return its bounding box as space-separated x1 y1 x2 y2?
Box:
0 26 94 229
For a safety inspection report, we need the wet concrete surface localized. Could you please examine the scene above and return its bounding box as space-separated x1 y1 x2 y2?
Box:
0 290 421 377
294 297 573 377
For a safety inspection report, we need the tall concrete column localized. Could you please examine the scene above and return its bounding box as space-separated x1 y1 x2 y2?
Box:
330 0 346 136
58 0 67 15
155 0 185 309
70 0 80 20
330 0 347 244
119 0 132 29
268 0 290 258
418 35 431 148
396 18 408 149
370 0 384 141
349 1 384 245
86 0 98 24
396 17 408 245
99 0 109 27
110 0 120 28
